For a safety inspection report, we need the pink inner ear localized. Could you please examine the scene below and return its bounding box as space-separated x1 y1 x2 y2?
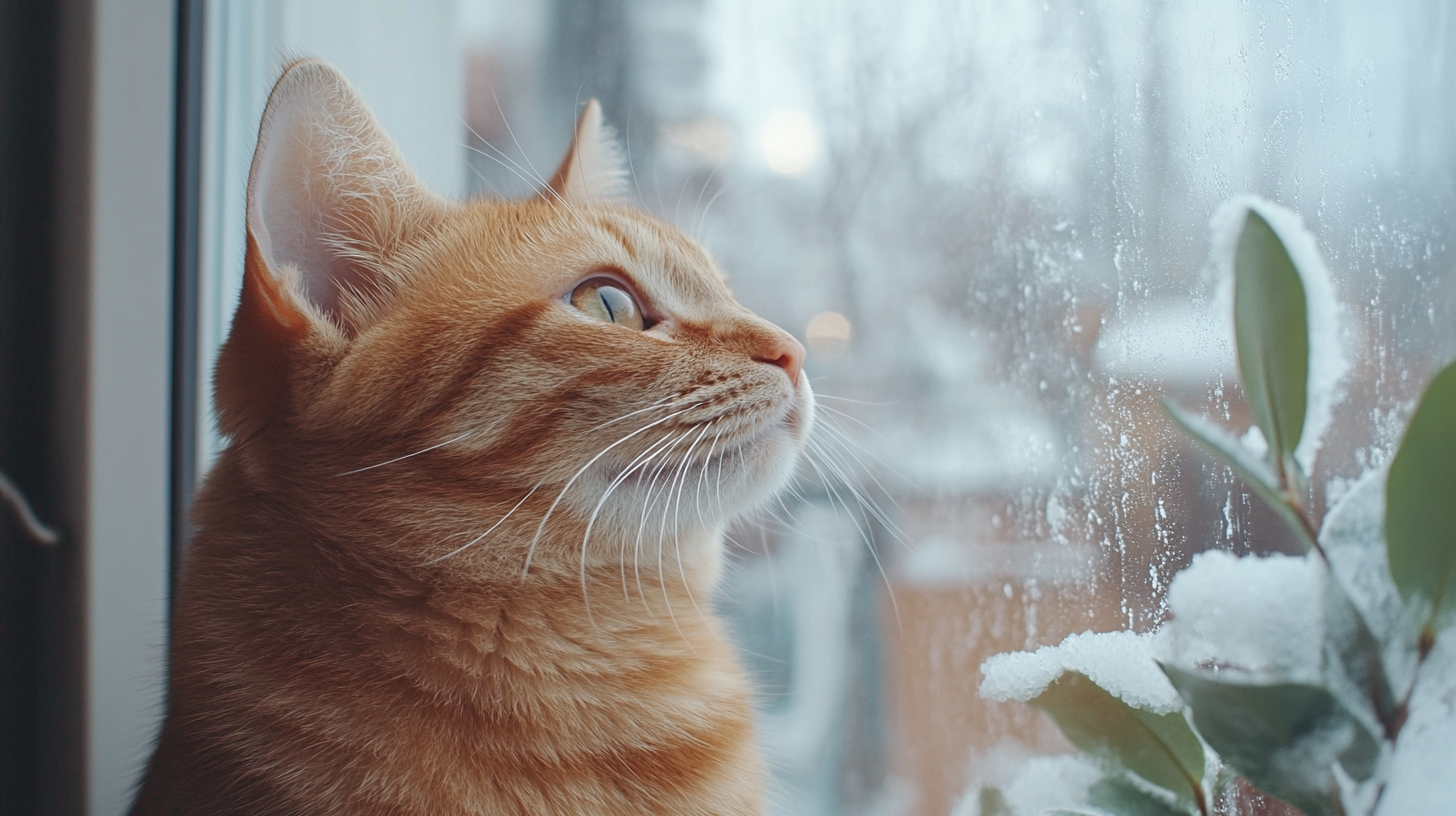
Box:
245 60 437 331
249 97 362 319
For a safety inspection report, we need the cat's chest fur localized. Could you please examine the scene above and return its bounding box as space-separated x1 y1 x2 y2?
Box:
142 462 760 815
128 59 809 816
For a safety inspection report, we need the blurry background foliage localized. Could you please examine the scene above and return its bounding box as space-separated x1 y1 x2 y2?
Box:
195 1 1456 814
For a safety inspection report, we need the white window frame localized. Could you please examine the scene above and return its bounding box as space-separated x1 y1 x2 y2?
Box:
75 1 175 814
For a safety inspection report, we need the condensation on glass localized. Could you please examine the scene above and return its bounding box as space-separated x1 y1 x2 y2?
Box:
197 2 1456 815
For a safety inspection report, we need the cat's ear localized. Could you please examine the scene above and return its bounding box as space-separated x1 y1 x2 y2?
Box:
547 99 630 202
218 59 441 442
244 58 443 336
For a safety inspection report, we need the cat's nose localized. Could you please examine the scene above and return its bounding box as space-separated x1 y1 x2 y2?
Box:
754 331 805 387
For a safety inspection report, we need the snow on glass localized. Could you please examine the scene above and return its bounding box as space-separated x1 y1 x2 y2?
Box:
970 199 1456 816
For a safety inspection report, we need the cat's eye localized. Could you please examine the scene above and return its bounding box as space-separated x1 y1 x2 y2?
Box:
570 278 646 331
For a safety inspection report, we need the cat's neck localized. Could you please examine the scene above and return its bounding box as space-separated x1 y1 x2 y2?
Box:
185 451 730 677
156 455 763 815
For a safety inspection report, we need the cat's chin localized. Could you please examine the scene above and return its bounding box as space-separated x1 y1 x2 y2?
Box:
784 375 815 441
583 379 813 537
700 376 815 521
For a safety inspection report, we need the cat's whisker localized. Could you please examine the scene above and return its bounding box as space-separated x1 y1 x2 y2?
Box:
813 393 897 407
495 90 599 226
814 401 888 437
760 521 781 619
338 430 475 476
640 419 707 638
419 484 541 565
457 116 512 199
672 172 696 233
584 393 684 433
815 409 919 498
781 471 816 508
614 431 690 603
578 429 684 617
813 416 911 517
669 424 716 629
713 428 729 521
773 491 809 534
694 181 732 242
651 156 667 221
523 404 700 577
632 428 694 614
465 159 505 199
491 88 552 193
660 425 709 555
689 166 718 240
460 123 587 227
805 437 894 544
803 438 905 629
798 441 897 616
694 425 725 534
796 443 873 550
638 432 697 650
624 106 646 206
655 429 703 646
462 141 550 200
808 432 913 551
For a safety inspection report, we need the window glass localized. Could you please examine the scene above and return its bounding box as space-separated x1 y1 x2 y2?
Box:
197 2 1456 814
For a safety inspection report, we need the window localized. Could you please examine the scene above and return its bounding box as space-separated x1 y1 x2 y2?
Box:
175 2 1456 815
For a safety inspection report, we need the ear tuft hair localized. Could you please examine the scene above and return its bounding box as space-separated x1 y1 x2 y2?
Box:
547 99 630 203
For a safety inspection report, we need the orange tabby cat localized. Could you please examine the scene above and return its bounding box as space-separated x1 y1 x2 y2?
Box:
129 59 810 816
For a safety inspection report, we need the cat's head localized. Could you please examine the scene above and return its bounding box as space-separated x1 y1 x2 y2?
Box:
213 59 812 586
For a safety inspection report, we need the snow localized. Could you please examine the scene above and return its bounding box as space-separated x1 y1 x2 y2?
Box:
979 629 1183 714
1240 425 1268 459
1155 550 1327 682
1376 627 1456 816
1208 196 1348 475
952 754 1105 816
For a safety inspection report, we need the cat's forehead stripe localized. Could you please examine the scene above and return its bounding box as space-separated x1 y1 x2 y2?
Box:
595 216 639 262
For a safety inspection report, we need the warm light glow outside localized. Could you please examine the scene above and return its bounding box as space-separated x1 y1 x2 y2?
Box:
805 310 851 358
660 116 735 164
759 110 819 175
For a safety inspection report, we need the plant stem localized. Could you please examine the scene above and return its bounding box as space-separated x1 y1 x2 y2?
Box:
1294 504 1328 562
1280 484 1328 562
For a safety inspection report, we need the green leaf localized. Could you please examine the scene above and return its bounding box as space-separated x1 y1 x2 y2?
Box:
1233 209 1309 479
977 786 1013 816
1028 672 1206 806
1162 666 1377 816
1162 400 1317 552
1322 576 1398 753
1386 359 1456 634
1087 776 1197 816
